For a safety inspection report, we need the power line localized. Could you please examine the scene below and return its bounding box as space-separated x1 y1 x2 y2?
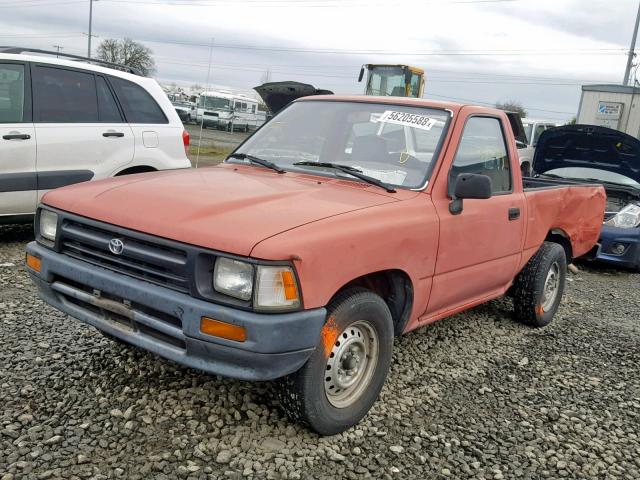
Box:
425 92 574 116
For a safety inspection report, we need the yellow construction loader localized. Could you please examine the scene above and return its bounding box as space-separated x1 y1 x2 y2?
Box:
358 64 425 98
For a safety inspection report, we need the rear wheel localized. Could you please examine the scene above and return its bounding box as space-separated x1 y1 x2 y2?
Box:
512 241 567 327
276 289 394 435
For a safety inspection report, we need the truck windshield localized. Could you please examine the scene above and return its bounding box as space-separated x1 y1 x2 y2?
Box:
231 100 450 189
200 96 230 110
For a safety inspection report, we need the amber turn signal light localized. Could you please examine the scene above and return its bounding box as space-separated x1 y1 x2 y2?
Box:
200 317 246 342
25 253 41 273
280 270 298 301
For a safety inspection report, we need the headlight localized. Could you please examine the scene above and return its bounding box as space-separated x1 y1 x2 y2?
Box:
213 258 254 301
39 209 58 242
605 203 640 229
255 266 300 310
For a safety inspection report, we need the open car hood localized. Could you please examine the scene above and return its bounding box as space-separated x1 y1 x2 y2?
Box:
533 124 640 184
254 81 333 114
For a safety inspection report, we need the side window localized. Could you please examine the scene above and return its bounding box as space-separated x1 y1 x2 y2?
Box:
33 66 98 123
235 101 242 111
241 102 247 112
532 124 546 145
0 63 25 123
251 104 256 113
110 77 167 124
450 117 511 194
96 76 122 122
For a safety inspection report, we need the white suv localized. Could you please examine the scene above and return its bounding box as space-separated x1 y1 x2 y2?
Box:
0 48 191 223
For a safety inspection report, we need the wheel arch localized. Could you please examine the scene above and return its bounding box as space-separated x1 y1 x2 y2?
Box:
545 228 573 262
114 165 157 176
327 269 414 336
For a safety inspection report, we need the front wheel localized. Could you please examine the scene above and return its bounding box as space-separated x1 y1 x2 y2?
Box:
276 289 394 435
512 241 567 327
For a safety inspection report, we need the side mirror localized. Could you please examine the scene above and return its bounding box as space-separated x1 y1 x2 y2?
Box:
449 173 492 215
358 66 365 83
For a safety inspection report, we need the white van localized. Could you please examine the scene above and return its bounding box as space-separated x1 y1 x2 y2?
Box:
518 119 561 174
0 47 191 224
197 90 260 132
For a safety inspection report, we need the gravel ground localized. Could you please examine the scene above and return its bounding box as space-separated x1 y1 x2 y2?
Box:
1 223 639 480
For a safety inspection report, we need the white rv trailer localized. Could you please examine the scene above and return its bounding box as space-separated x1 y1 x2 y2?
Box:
197 90 261 131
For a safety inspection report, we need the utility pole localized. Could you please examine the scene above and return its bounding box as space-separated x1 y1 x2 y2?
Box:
52 45 63 58
87 0 97 58
624 1 640 85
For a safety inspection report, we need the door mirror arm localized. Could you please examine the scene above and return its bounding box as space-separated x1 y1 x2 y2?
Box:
448 173 493 215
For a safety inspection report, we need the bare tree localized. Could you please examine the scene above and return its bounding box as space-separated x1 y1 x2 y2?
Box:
96 38 156 76
191 83 202 92
495 100 527 118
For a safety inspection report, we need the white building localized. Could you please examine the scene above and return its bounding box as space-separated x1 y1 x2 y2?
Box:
577 84 640 137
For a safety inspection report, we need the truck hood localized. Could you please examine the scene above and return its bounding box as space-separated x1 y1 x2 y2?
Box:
533 124 640 185
254 81 333 114
42 164 404 257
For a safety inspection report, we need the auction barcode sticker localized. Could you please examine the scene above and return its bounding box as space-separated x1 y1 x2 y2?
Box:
377 110 437 131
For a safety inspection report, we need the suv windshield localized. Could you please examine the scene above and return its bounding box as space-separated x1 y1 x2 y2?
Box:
231 101 450 189
200 96 230 110
544 167 640 188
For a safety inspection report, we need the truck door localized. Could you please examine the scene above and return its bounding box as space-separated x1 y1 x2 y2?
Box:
0 61 37 218
426 112 525 317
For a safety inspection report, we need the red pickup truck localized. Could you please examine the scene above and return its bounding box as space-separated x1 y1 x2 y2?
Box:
26 96 605 435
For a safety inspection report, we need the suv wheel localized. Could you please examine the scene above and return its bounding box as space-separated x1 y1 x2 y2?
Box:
512 241 567 327
276 289 393 435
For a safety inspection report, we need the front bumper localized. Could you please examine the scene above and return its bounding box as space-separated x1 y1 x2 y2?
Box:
26 242 326 380
594 225 640 270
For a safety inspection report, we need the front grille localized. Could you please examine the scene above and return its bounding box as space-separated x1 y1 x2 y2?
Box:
59 220 190 293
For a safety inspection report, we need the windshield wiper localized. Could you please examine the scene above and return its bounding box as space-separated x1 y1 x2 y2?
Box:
227 153 285 174
292 161 396 193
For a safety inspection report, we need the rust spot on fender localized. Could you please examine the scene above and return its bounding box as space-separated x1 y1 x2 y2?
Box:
320 315 339 357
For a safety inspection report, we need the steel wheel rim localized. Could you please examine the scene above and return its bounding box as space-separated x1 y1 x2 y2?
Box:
324 320 379 408
541 261 560 311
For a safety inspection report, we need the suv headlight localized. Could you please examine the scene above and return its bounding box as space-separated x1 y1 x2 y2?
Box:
39 209 59 242
605 203 640 229
213 257 254 301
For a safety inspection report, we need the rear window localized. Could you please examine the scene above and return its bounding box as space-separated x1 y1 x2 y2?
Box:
96 76 123 122
0 63 25 123
110 77 167 124
33 66 99 123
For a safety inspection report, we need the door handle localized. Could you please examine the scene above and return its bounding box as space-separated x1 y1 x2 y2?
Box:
2 133 31 140
508 207 521 221
103 132 125 138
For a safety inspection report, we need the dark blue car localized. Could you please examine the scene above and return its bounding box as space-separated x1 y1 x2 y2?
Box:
532 125 640 271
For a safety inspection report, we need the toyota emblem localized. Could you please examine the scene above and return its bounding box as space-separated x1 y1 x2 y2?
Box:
108 238 125 255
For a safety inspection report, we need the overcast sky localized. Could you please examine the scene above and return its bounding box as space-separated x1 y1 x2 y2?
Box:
1 0 638 120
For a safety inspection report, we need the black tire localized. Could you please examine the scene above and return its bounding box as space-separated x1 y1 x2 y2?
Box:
512 241 567 327
276 289 394 435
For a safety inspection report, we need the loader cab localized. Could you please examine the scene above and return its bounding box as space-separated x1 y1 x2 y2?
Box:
358 64 425 98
